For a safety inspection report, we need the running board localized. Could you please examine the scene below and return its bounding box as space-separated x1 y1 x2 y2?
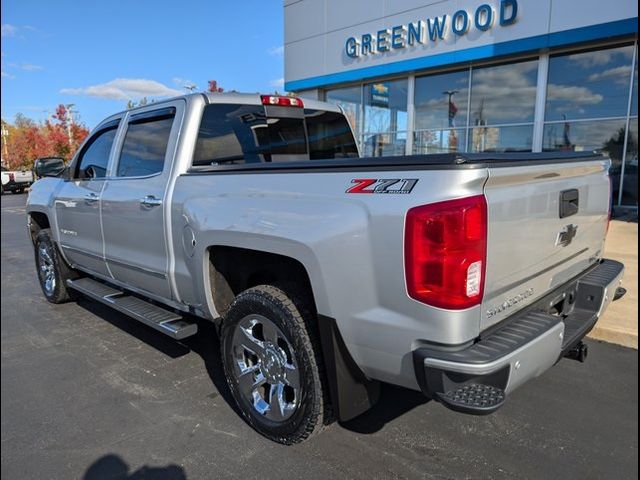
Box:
67 277 198 340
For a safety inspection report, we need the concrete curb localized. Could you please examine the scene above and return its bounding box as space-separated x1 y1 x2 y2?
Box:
585 219 639 350
588 326 638 350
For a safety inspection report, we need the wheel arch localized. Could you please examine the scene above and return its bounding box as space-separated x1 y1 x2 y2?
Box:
27 210 51 245
206 245 318 317
205 243 380 421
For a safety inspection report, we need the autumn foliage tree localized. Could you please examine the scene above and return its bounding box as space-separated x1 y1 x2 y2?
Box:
1 105 89 170
207 80 224 93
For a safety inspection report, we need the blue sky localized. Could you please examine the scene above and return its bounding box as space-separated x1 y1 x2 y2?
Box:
1 0 285 129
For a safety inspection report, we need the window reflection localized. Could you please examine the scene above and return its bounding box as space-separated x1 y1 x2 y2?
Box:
543 119 627 203
415 70 469 130
413 129 466 154
470 60 538 125
546 45 635 121
363 132 407 157
364 80 408 134
469 125 533 152
622 119 638 206
631 48 638 117
323 43 638 205
326 86 361 135
118 116 174 177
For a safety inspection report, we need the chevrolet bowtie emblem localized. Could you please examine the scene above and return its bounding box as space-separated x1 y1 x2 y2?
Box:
556 224 578 247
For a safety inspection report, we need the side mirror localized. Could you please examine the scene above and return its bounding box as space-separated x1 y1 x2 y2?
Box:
34 158 66 178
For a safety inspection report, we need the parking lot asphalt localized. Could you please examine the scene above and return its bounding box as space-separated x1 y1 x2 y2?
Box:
1 192 638 480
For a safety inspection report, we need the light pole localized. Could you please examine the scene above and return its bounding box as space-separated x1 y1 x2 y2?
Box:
64 104 77 147
1 121 8 161
442 90 459 121
442 90 459 151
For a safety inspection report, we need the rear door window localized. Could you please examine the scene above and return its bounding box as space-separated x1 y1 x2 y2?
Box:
117 108 175 178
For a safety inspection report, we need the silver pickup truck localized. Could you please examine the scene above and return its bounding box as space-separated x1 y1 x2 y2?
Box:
26 93 626 444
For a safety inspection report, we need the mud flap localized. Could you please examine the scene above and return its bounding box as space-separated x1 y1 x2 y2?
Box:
317 315 380 421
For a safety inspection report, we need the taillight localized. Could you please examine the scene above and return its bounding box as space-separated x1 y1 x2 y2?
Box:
260 95 304 108
8 173 15 182
405 195 487 310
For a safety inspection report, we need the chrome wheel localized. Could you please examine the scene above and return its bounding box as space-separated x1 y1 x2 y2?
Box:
231 314 300 422
38 244 56 296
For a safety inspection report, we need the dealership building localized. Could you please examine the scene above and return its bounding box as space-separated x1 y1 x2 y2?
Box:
284 0 639 208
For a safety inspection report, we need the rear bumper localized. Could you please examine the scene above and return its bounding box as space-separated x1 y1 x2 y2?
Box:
3 180 32 190
413 259 625 415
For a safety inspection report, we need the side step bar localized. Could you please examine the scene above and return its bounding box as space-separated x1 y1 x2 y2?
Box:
67 277 198 340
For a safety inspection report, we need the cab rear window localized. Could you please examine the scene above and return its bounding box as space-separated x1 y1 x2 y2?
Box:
192 103 358 166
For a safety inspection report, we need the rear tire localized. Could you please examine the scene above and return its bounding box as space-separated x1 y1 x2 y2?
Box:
221 285 330 444
34 228 78 303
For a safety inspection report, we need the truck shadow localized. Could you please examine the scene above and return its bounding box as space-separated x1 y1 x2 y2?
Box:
83 454 186 479
77 299 429 434
340 384 430 434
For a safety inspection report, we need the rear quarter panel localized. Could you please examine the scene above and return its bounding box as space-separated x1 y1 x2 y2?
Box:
170 167 488 389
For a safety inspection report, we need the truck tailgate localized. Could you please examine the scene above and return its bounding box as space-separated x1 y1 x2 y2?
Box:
481 158 610 330
13 170 33 183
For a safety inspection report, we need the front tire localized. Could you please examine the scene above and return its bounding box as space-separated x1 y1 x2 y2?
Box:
34 228 78 303
221 285 330 444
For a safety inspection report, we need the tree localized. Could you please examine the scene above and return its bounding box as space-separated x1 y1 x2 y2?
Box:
207 80 224 93
603 127 628 161
126 97 151 109
1 105 89 170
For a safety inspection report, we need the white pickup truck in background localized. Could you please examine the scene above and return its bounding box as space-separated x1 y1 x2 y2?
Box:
1 165 34 194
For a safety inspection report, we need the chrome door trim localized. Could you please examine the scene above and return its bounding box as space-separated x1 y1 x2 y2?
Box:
105 256 168 279
60 243 104 261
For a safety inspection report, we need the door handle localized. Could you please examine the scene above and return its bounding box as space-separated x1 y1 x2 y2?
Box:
140 195 163 208
84 192 99 204
559 189 579 218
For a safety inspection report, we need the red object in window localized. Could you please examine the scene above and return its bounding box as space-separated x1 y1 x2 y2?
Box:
8 173 15 182
405 195 488 310
260 95 304 108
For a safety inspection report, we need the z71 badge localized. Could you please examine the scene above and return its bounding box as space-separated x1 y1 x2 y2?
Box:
346 178 418 194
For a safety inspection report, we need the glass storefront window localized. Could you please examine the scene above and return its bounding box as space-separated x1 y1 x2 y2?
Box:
324 42 638 205
543 118 627 203
469 125 533 152
413 129 466 154
546 44 635 121
631 47 638 117
542 119 627 154
469 60 538 126
621 119 638 206
414 70 469 131
364 80 408 134
326 86 361 134
362 132 407 157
